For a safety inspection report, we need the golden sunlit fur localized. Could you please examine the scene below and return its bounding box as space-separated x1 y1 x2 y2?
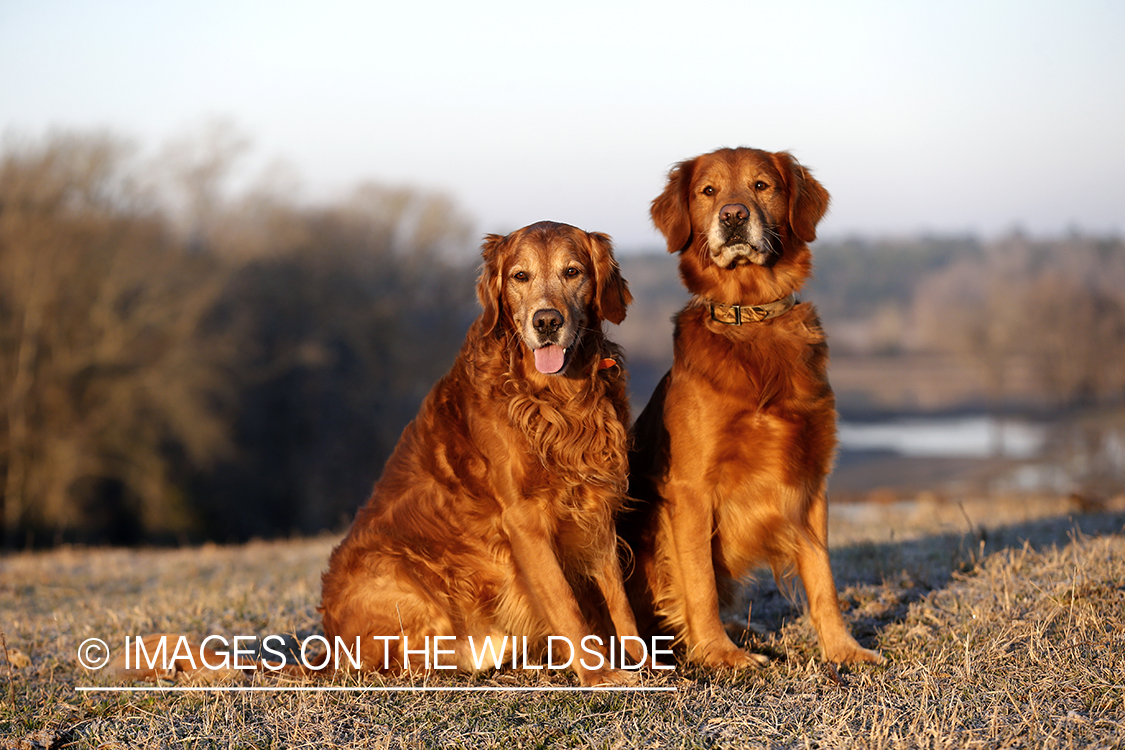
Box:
622 148 884 667
319 221 643 686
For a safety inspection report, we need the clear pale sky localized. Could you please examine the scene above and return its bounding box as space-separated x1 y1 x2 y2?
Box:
2 0 1123 249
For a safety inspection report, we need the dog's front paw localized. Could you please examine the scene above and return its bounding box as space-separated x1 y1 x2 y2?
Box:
578 667 640 687
821 633 885 665
695 639 770 669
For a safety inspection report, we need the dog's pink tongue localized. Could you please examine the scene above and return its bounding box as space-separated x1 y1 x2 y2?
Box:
534 345 566 374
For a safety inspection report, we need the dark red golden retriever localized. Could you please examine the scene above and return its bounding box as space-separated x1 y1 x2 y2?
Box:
623 148 883 668
319 221 641 686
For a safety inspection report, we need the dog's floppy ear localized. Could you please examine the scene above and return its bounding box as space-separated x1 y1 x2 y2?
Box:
650 158 696 254
774 152 830 244
585 230 632 325
476 232 508 334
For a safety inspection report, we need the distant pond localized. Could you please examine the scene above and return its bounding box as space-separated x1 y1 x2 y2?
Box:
836 413 1125 496
837 416 1048 460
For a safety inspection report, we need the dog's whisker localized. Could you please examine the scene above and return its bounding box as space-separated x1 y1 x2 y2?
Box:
763 225 782 254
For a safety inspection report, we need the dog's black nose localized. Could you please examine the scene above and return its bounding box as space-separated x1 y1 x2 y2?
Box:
720 203 749 228
533 308 564 336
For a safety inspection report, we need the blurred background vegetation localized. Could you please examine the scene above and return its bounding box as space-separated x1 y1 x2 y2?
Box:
3 125 1124 547
1 125 477 547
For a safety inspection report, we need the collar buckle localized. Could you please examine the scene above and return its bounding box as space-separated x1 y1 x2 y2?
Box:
707 294 796 326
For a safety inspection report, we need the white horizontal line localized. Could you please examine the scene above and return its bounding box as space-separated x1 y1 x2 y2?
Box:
76 686 676 693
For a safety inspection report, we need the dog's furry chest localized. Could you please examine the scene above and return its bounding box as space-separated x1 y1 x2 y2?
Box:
675 305 831 410
667 307 836 488
504 385 629 494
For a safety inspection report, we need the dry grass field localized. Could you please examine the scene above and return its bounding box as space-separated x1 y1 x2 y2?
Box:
2 495 1124 749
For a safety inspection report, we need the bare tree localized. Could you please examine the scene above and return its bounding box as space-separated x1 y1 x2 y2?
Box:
0 132 235 544
912 232 1125 409
150 118 251 252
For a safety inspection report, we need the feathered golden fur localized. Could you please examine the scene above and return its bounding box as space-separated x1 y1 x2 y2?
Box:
622 148 884 668
319 221 642 686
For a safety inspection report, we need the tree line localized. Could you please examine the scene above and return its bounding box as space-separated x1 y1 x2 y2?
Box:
1 127 477 547
4 126 1123 547
804 233 1125 409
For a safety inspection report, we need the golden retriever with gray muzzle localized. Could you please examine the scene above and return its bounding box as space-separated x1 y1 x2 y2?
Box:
320 220 643 686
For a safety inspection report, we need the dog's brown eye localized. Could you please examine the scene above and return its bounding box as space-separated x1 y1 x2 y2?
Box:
754 181 769 191
565 267 581 278
513 270 529 282
702 186 715 196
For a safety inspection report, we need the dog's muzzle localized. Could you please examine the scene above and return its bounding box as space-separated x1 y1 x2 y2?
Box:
712 203 775 267
530 307 572 374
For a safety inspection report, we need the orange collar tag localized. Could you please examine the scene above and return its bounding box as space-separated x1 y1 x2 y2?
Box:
598 358 617 371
